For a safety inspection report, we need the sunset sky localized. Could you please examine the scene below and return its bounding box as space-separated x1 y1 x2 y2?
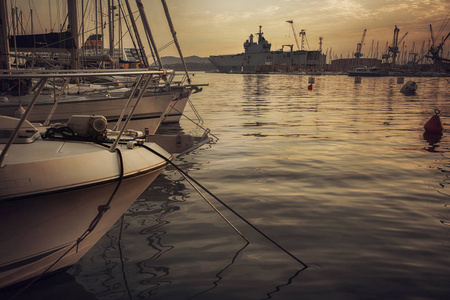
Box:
10 0 450 59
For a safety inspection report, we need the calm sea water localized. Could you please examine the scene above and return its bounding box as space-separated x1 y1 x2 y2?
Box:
3 73 450 300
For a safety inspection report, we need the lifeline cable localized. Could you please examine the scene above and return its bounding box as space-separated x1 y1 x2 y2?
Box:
8 148 125 300
138 144 308 268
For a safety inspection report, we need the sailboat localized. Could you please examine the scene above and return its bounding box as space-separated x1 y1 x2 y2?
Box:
3 0 203 133
0 2 176 289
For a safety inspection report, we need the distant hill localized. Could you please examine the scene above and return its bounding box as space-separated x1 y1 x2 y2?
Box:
158 56 216 71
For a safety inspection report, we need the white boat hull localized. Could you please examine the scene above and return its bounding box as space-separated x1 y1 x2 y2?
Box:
0 169 164 288
0 86 191 134
162 95 189 124
0 135 171 288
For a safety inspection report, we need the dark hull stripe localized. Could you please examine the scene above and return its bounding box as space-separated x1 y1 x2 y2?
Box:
1 162 169 203
0 245 69 273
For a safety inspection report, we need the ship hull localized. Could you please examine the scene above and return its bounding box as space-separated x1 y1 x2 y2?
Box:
209 50 325 73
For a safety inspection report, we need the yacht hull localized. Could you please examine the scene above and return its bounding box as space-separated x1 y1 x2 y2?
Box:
0 86 191 133
0 135 171 288
0 169 164 288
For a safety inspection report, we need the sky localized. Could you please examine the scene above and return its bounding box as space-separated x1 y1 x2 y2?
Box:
9 0 450 59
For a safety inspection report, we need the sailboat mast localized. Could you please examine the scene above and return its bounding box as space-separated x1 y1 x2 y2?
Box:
118 2 122 60
161 0 190 83
135 0 163 69
95 0 98 56
0 0 10 70
124 0 148 68
30 8 33 35
68 0 79 69
81 0 85 60
100 0 104 57
108 0 115 67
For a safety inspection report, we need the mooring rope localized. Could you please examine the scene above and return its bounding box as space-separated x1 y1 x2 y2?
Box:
138 144 308 268
180 173 249 242
118 215 133 300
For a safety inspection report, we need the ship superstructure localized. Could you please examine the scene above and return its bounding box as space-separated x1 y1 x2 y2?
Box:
209 26 326 73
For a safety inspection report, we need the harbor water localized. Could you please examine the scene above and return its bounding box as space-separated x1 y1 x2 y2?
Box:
2 73 450 300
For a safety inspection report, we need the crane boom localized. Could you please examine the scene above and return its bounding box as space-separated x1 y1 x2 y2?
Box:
286 20 300 50
354 29 366 58
398 32 408 44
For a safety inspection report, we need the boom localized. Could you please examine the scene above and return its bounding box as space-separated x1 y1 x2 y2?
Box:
354 29 367 58
286 20 300 50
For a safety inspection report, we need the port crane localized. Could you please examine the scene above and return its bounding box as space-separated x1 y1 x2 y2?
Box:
382 25 408 65
300 29 307 50
286 20 301 50
426 24 450 63
354 29 367 58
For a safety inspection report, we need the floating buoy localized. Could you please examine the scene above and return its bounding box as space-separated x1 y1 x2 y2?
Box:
308 76 315 84
397 77 404 84
354 76 361 84
400 80 418 95
424 109 443 133
308 84 313 90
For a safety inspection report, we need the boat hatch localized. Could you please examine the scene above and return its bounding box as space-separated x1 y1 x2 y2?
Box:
0 116 39 144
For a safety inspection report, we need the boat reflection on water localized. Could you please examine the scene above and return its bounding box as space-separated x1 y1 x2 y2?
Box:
67 170 189 299
66 154 307 300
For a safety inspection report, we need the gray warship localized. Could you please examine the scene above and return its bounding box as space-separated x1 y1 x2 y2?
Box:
209 26 326 73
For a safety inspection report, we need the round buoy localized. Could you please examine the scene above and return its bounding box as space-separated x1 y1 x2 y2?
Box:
308 84 313 90
400 81 418 95
424 109 443 133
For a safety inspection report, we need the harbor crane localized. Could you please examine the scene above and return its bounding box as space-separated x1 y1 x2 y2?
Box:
354 29 367 58
426 24 450 63
286 20 301 50
382 25 408 65
300 29 306 50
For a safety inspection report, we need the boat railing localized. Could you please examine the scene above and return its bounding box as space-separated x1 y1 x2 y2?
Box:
0 69 172 166
0 68 174 78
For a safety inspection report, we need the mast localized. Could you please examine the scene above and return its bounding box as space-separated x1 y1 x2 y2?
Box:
124 0 148 68
135 0 163 69
11 7 18 68
108 0 115 67
81 0 85 60
67 0 79 69
0 0 10 70
100 0 104 58
30 8 33 35
118 1 122 60
95 0 98 56
161 0 190 83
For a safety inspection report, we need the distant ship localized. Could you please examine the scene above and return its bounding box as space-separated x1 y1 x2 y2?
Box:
347 66 388 77
209 26 326 73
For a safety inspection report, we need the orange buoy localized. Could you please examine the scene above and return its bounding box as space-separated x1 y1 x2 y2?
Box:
424 109 443 133
308 84 313 90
